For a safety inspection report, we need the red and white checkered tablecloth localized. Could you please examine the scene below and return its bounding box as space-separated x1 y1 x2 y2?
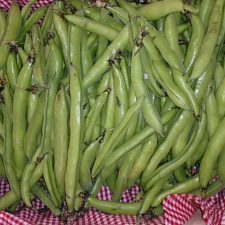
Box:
0 0 53 11
0 178 165 225
0 177 225 225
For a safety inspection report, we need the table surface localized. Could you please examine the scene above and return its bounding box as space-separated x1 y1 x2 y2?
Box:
185 211 206 225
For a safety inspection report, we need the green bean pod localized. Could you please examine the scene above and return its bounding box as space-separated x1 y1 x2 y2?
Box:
92 97 144 178
0 155 6 178
140 176 168 214
216 75 225 117
194 60 215 105
24 91 46 159
164 13 184 62
199 0 215 29
69 23 82 76
172 118 194 158
84 91 108 144
1 3 21 43
65 65 83 212
24 34 32 54
6 52 19 91
54 87 69 199
0 9 6 41
41 77 61 207
145 113 206 190
31 184 60 216
47 39 63 82
206 87 219 137
88 197 141 215
216 5 225 59
177 22 190 34
184 14 205 75
21 0 36 22
32 25 46 87
173 69 200 116
3 89 20 199
131 43 162 134
41 4 53 40
74 182 84 211
127 135 158 189
149 58 192 111
13 60 33 178
139 0 198 20
190 0 225 79
141 111 193 185
214 62 225 90
204 181 225 198
19 7 47 42
200 115 225 187
83 23 130 88
104 75 116 133
112 62 129 125
21 146 43 207
141 48 165 97
81 31 93 77
0 3 22 70
153 33 184 72
188 133 208 167
103 126 154 171
53 13 69 67
0 191 18 211
17 47 28 65
79 139 100 191
27 91 39 124
65 15 118 42
112 145 141 202
152 175 200 207
106 5 129 24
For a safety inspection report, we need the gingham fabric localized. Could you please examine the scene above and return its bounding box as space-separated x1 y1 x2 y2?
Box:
1 177 225 225
0 178 165 225
0 0 53 11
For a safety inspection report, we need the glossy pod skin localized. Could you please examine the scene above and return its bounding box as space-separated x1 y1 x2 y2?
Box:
24 91 46 160
65 65 83 212
144 112 206 191
83 23 130 88
0 3 22 70
200 116 225 188
184 14 205 75
79 138 100 191
139 0 199 20
3 89 20 199
6 52 19 91
190 0 225 79
131 42 162 134
88 197 141 215
141 111 193 185
127 135 158 189
139 176 168 214
0 9 6 40
218 148 225 182
65 15 118 42
151 175 200 207
53 87 69 198
91 97 144 178
13 59 34 178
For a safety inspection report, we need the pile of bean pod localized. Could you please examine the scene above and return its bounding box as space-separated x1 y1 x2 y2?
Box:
0 0 224 220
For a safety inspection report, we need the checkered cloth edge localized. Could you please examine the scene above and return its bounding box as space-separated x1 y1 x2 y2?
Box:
0 0 53 11
1 177 225 225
